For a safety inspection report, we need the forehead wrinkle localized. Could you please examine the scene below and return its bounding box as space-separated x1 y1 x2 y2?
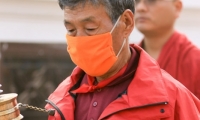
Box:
63 9 82 25
64 5 102 25
64 2 100 16
81 16 96 23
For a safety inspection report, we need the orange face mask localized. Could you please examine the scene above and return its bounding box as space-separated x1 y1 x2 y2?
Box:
66 16 125 76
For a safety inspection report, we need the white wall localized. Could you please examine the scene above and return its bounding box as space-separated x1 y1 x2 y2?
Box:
182 0 200 8
0 0 65 43
0 0 200 47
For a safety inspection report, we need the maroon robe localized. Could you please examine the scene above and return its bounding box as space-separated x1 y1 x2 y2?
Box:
140 31 200 99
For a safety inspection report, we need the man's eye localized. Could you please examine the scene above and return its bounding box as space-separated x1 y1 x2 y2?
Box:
86 28 96 31
67 29 75 33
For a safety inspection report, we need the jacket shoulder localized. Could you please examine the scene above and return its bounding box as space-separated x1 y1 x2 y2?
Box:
160 69 192 95
47 76 74 103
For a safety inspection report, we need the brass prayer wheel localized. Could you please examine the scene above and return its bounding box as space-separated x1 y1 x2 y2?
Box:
0 93 23 120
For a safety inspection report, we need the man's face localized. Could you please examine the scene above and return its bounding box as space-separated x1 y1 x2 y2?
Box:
135 0 180 34
64 3 124 55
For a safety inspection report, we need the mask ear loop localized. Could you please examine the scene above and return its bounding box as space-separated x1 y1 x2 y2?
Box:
116 38 126 57
110 16 121 33
110 16 125 57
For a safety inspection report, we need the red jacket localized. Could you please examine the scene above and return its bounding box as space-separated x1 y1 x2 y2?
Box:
45 44 200 120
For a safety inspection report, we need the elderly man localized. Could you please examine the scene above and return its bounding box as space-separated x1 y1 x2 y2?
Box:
135 0 200 99
45 0 200 120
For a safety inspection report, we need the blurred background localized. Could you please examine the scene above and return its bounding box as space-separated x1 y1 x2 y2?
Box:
0 0 200 120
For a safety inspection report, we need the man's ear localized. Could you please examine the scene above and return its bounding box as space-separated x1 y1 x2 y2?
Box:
174 0 182 18
121 9 135 38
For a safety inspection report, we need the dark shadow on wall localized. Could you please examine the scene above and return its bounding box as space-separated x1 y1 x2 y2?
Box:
0 43 76 120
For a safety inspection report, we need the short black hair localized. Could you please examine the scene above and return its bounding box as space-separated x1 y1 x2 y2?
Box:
58 0 135 23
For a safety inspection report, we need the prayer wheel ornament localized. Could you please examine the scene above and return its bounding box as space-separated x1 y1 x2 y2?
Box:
0 93 23 120
0 92 55 120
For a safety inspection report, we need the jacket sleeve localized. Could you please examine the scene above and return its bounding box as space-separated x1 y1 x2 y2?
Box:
174 86 200 120
45 103 62 120
47 115 57 120
44 76 76 120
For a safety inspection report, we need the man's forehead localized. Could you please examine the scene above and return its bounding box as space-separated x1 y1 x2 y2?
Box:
63 5 108 23
64 2 102 13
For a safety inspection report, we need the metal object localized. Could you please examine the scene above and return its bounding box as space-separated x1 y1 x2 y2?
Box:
0 93 55 119
18 103 55 116
0 93 23 120
18 103 48 113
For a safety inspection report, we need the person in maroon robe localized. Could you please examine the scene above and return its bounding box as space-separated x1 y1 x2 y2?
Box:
135 0 200 99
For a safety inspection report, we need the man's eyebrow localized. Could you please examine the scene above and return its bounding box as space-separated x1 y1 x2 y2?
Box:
81 16 96 22
64 16 96 25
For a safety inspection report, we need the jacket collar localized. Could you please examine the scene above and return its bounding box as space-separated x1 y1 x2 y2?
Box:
128 44 169 106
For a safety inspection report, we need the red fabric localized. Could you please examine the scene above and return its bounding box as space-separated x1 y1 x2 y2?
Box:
157 31 200 99
74 47 139 120
45 44 200 120
139 31 200 99
71 63 127 93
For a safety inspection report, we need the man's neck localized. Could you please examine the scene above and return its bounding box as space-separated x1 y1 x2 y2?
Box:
143 29 174 60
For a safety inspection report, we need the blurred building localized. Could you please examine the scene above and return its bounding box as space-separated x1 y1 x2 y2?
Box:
0 0 200 120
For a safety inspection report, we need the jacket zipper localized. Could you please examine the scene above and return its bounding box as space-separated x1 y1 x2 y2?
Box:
100 101 168 120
